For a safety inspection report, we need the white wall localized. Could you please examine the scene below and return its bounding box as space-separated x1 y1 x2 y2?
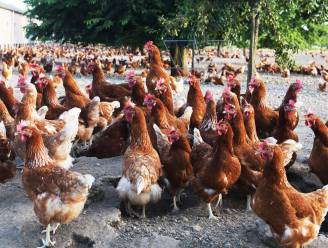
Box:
0 7 29 46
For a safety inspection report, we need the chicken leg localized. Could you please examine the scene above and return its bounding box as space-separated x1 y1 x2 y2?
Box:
141 205 146 218
172 196 179 212
38 224 56 248
215 194 222 208
41 223 60 235
246 195 252 212
207 203 218 220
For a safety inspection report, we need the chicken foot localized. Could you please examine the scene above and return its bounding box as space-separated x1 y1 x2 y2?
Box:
126 202 146 218
38 224 56 248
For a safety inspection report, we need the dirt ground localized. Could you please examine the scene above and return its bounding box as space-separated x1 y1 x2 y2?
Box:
0 51 328 247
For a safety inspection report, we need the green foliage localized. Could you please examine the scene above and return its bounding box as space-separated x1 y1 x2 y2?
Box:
24 0 175 47
24 0 328 65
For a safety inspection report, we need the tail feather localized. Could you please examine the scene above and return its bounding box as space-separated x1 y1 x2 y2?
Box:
280 139 302 167
180 106 193 123
37 106 49 119
150 184 162 203
81 174 95 189
59 107 81 140
0 121 6 137
136 176 145 195
152 124 169 144
193 128 204 146
264 137 277 144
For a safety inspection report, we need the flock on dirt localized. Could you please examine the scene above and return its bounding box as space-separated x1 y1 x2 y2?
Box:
0 42 328 248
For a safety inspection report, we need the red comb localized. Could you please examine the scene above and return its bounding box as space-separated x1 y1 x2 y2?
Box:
126 70 136 82
144 41 153 51
16 120 28 132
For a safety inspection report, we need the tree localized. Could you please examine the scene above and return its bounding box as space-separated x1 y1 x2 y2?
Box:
247 0 260 84
25 0 175 47
159 0 216 75
25 0 328 74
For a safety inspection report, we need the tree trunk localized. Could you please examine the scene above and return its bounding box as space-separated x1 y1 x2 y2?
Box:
170 43 189 76
217 42 221 57
243 47 247 58
247 1 260 85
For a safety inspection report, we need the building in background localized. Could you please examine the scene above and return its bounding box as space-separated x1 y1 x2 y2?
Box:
0 1 29 47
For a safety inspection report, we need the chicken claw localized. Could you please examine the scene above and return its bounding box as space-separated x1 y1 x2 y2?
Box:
38 224 56 248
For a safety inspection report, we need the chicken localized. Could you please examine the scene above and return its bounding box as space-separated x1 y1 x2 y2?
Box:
0 80 18 117
114 63 126 75
169 76 184 95
144 94 190 136
191 120 241 219
153 125 193 212
0 99 15 140
14 83 74 160
277 79 303 130
222 94 265 209
56 65 90 109
145 41 174 114
40 55 54 73
318 81 327 92
281 68 290 78
223 90 301 205
1 61 13 82
0 121 16 183
226 75 241 101
30 65 47 109
204 73 225 85
190 128 214 176
96 100 120 130
305 111 328 184
56 65 116 129
241 97 259 143
80 117 130 158
116 101 162 218
88 62 131 103
15 104 80 171
43 107 81 169
127 71 147 106
41 77 69 120
18 60 30 77
76 97 100 147
0 160 16 183
252 141 328 248
301 62 318 76
186 75 206 131
200 90 217 147
19 124 94 247
272 100 299 144
248 77 279 137
322 70 328 82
